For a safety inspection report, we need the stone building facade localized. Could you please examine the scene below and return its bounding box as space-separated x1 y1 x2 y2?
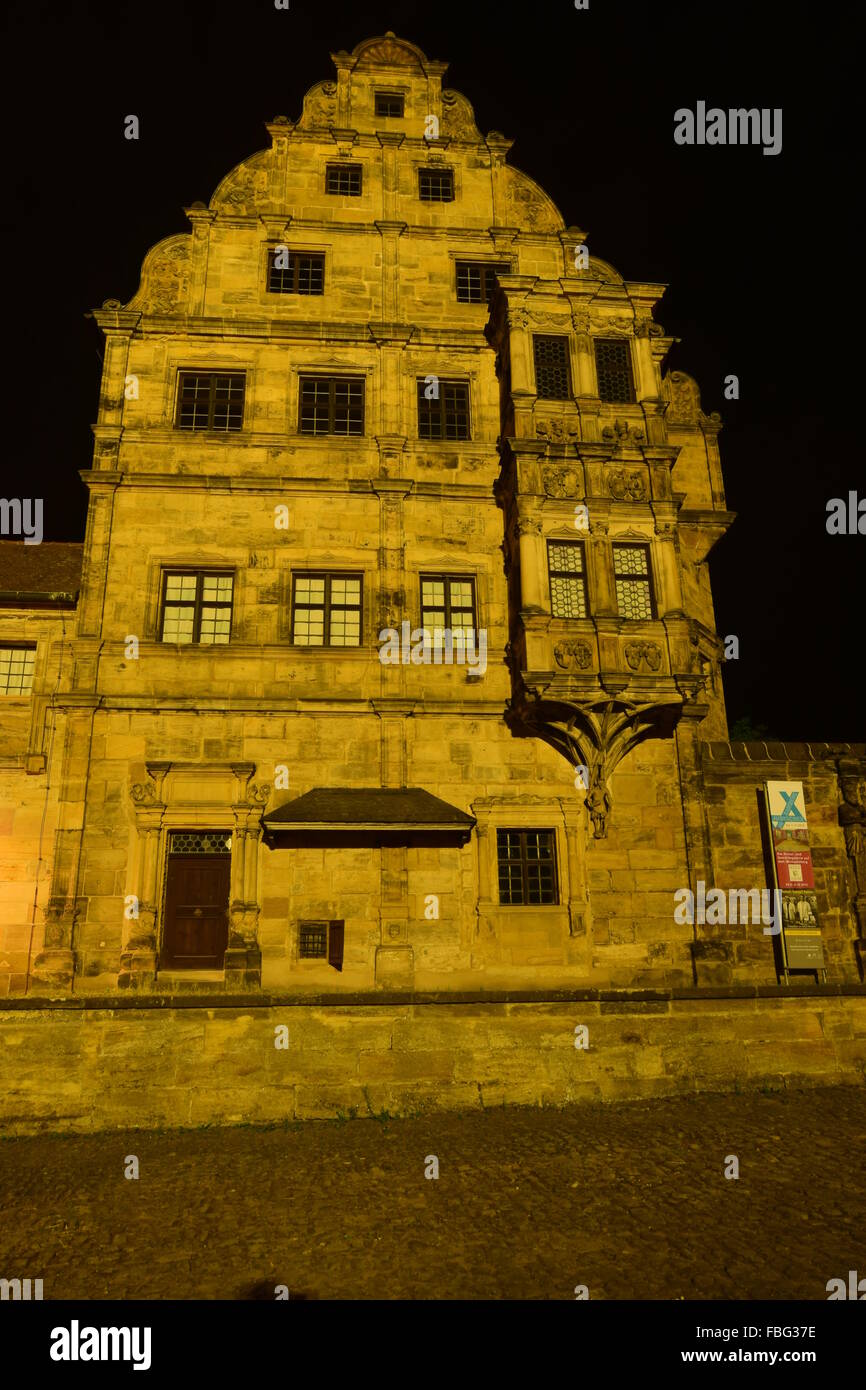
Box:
1 31 865 1029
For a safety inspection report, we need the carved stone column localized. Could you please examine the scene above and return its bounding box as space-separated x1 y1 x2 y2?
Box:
118 775 167 989
516 511 544 612
225 776 268 990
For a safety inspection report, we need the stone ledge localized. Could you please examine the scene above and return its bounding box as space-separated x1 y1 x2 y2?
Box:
5 982 866 1012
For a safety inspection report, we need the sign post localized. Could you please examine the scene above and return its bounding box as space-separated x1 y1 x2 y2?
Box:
763 780 826 982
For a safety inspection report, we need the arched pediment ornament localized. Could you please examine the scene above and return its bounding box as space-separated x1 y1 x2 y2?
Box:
295 81 337 131
212 151 271 212
502 166 565 232
352 33 427 68
664 370 701 424
441 90 482 140
128 235 191 314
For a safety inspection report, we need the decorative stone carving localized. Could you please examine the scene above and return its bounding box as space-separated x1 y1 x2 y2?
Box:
634 319 665 338
130 781 160 805
536 419 579 445
608 467 647 501
357 34 421 66
586 779 612 838
506 308 529 330
249 783 271 806
554 640 593 672
592 315 633 335
570 310 591 335
624 641 663 672
526 311 572 330
298 80 337 129
542 464 580 497
516 517 543 537
665 370 701 424
441 90 481 139
602 419 645 446
838 765 866 897
503 167 561 231
135 239 191 314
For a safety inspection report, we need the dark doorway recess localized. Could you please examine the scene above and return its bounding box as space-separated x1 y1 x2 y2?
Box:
162 853 230 969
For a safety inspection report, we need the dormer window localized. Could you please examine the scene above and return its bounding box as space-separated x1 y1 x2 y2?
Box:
375 92 404 118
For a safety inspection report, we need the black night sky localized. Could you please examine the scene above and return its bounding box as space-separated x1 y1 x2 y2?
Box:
0 0 858 738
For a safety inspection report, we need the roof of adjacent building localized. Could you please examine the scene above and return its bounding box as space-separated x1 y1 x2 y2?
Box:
264 787 475 829
0 539 84 606
0 541 84 604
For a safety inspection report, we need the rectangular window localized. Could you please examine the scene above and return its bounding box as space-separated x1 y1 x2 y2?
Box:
375 92 404 118
547 541 588 618
267 250 325 295
533 336 572 399
0 644 35 695
613 544 655 620
419 168 454 202
292 573 362 647
326 163 362 196
417 378 470 440
176 372 245 431
298 376 365 436
594 339 636 403
298 920 345 970
160 572 234 644
497 829 558 906
420 574 476 655
455 261 511 304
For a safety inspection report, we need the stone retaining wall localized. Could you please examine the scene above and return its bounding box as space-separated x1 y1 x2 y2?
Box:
2 987 865 1134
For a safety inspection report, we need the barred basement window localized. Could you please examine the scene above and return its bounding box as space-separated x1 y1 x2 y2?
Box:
168 830 232 855
548 542 588 618
613 544 655 620
298 920 345 971
419 168 454 202
267 251 325 295
497 829 558 906
594 339 635 403
0 644 35 695
160 571 234 644
292 573 362 647
176 372 245 431
420 575 477 651
417 379 470 439
375 92 404 118
326 164 362 196
533 336 572 400
298 376 365 436
455 261 511 304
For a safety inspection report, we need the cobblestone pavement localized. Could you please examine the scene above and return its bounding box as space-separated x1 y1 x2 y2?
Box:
2 1085 866 1300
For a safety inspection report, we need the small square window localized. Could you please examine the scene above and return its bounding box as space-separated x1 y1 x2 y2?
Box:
419 168 454 202
160 571 234 644
0 644 36 695
375 92 404 118
176 372 245 431
298 920 345 970
267 250 324 295
455 261 511 304
298 376 365 436
417 379 470 440
326 164 362 196
497 829 558 905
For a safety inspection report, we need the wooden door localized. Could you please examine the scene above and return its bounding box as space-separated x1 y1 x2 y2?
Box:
162 854 230 969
